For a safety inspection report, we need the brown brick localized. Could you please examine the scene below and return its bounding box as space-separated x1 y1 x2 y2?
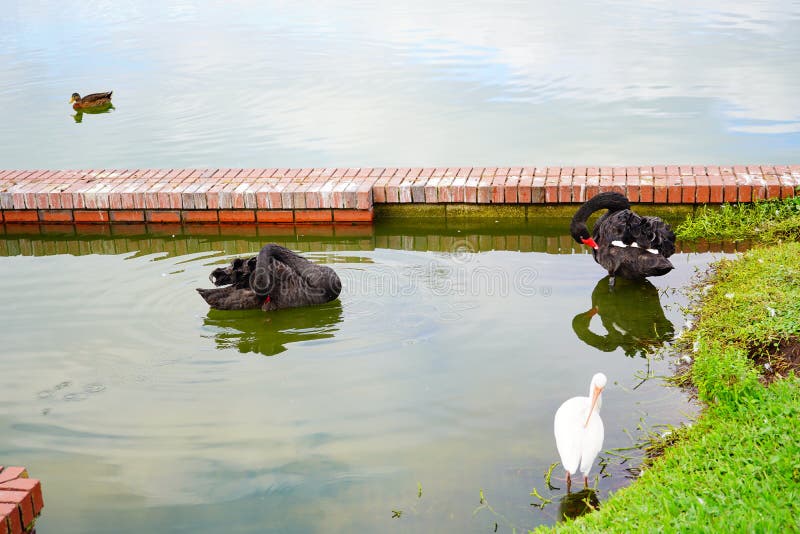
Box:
146 210 181 223
295 209 333 223
109 210 145 222
74 210 110 223
182 210 219 223
333 209 373 222
38 209 73 222
256 210 294 223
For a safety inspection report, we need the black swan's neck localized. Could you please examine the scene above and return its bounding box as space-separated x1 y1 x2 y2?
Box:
570 192 631 242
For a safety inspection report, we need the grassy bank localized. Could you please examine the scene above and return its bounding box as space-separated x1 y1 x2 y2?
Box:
540 242 800 532
675 195 800 242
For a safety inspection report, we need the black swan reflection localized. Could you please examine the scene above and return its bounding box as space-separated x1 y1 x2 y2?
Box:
203 301 343 356
572 277 675 357
197 244 342 311
570 192 676 287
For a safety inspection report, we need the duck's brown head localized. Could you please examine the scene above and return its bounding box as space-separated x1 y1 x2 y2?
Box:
69 93 80 104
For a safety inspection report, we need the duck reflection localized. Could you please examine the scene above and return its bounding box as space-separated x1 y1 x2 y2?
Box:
572 277 674 357
558 488 600 521
203 301 343 356
72 104 114 123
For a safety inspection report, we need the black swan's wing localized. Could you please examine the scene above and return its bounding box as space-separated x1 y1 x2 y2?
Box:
594 210 675 258
592 210 632 245
197 286 262 310
641 216 676 257
252 244 342 306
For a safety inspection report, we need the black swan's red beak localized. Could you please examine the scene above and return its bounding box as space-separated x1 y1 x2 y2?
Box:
581 237 599 250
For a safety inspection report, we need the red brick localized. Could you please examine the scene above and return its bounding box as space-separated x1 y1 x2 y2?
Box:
654 177 668 203
0 479 42 516
681 176 696 203
722 175 737 203
764 175 781 199
0 468 26 486
256 210 294 223
544 175 559 203
0 502 22 534
0 491 33 530
333 209 374 222
667 178 683 203
38 209 73 222
598 174 613 193
737 183 753 202
695 174 710 203
146 210 181 223
531 176 545 203
2 211 38 223
109 210 145 222
218 210 256 223
557 175 572 202
295 209 333 223
182 210 219 223
74 210 110 223
518 175 533 203
709 175 724 203
570 175 587 203
491 174 506 203
504 175 519 203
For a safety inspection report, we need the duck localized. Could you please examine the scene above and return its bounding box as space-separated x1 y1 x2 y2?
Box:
554 372 607 492
197 244 342 311
570 192 675 287
70 91 113 110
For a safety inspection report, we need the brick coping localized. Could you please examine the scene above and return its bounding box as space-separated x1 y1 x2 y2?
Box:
0 466 44 534
1 166 798 224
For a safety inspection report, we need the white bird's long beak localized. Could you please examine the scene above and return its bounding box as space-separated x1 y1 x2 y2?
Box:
584 386 603 428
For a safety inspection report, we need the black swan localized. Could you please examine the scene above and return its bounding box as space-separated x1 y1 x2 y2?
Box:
197 244 342 311
570 192 676 286
572 277 675 357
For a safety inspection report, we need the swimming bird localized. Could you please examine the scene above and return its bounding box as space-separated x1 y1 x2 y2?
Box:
197 244 342 311
70 91 113 110
554 372 607 492
570 192 675 287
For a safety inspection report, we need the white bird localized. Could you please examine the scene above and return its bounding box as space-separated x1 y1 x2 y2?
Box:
554 372 607 492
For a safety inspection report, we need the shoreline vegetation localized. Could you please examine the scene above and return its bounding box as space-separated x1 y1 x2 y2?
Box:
541 199 800 532
675 196 800 242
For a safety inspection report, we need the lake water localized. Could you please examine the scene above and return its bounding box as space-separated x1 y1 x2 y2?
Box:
0 220 739 532
1 0 799 169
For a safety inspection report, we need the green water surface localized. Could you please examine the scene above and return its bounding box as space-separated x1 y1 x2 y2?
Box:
0 220 740 532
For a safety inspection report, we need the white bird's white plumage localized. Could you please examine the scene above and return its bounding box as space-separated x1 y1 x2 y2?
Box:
554 373 607 485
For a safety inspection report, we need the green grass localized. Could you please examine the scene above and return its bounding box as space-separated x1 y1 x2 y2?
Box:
539 243 800 533
675 195 800 242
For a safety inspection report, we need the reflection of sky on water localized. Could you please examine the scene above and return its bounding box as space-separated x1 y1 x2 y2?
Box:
1 0 798 168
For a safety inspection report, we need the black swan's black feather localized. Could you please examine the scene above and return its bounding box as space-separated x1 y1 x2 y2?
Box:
197 244 341 311
570 192 676 280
